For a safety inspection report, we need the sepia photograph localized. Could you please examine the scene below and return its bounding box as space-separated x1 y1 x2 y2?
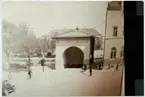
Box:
2 1 124 96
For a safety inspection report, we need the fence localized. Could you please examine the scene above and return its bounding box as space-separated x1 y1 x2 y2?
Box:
8 57 123 70
9 57 55 70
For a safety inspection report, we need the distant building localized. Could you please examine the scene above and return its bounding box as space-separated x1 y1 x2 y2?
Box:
104 1 124 61
47 28 103 51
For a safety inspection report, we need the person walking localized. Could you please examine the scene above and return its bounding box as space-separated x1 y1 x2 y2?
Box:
98 62 103 70
116 61 120 71
107 61 111 70
28 69 32 79
89 64 92 76
89 68 92 76
112 61 120 75
41 57 45 72
116 64 119 71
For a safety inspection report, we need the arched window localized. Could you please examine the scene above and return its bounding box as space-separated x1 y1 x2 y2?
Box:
120 46 124 57
111 47 117 59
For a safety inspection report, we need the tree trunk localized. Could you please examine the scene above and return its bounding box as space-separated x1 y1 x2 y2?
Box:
5 50 10 62
5 51 10 70
27 54 31 69
42 66 44 72
41 51 45 72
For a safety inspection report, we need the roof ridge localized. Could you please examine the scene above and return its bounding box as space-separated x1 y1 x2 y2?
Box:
51 28 103 38
81 31 90 36
57 29 75 36
55 29 88 37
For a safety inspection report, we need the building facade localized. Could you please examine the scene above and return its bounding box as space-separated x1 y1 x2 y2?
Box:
104 1 124 61
53 30 95 69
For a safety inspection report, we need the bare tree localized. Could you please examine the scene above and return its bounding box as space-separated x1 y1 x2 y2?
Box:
36 36 50 72
2 21 37 70
40 31 58 55
49 31 58 53
37 36 50 57
18 23 37 69
2 20 19 62
94 36 103 50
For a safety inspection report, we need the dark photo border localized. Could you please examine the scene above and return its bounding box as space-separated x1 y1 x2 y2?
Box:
124 1 144 96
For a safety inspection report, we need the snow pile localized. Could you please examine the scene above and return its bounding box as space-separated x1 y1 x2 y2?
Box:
94 50 103 58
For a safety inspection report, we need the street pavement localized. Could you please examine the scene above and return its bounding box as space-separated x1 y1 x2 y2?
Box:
3 66 123 96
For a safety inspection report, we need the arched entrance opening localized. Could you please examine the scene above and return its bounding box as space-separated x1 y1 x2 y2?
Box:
63 46 84 68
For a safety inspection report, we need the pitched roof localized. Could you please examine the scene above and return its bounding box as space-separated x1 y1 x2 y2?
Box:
58 31 88 37
52 28 102 38
79 28 102 37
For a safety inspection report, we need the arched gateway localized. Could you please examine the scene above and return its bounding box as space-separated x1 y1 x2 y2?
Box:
53 29 95 69
63 46 84 68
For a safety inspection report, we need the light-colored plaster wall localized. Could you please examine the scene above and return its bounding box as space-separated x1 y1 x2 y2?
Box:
55 38 90 69
104 9 124 60
106 11 124 38
104 38 124 59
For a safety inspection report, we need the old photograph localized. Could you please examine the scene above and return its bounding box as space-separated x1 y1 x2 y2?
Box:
2 1 124 96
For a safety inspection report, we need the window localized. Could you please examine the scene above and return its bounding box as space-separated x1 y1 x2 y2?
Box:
120 50 123 57
113 26 118 36
120 46 124 57
110 47 117 59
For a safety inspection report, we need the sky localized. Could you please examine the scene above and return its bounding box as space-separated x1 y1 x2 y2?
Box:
3 1 108 37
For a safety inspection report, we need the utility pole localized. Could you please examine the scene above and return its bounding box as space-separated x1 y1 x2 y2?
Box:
89 36 94 76
41 56 45 72
103 6 108 63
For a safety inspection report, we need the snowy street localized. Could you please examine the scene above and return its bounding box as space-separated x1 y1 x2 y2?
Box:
3 66 123 96
3 1 125 96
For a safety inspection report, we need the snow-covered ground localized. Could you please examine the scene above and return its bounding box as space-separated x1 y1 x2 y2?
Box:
3 66 123 96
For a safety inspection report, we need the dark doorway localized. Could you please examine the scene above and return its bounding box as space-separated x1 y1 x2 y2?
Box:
63 46 84 68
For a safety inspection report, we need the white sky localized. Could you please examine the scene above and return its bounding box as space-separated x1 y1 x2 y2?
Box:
3 1 108 37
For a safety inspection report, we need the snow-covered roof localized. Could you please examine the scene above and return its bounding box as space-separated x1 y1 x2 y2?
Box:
55 31 89 38
52 28 102 38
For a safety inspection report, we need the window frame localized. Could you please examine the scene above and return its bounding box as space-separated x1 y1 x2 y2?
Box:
113 26 118 36
110 47 117 59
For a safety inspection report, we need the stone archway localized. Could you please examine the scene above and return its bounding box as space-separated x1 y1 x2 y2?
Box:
63 46 84 68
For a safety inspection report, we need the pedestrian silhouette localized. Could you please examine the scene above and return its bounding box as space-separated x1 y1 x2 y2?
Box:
112 61 120 75
107 61 111 70
116 61 120 71
28 69 32 79
83 64 87 71
116 64 119 71
41 58 45 72
41 58 45 66
89 69 92 76
98 62 103 70
89 64 92 76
